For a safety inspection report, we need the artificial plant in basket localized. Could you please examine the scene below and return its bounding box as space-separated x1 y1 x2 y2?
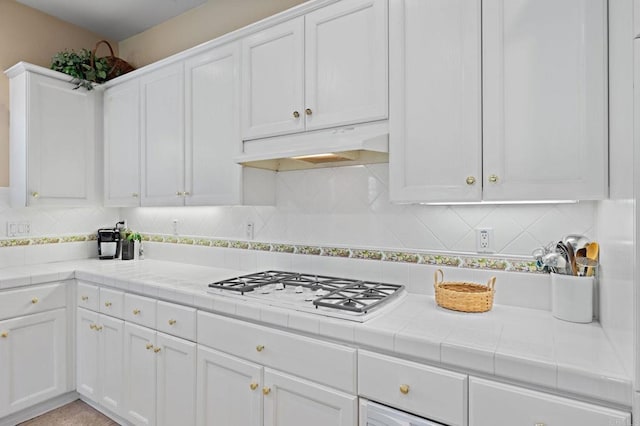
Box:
50 48 109 90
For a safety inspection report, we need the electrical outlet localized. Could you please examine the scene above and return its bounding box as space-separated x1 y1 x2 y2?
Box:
172 219 179 236
7 221 31 237
476 228 494 253
246 222 254 240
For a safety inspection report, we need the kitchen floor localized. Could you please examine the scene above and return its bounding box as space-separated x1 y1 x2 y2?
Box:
18 400 118 426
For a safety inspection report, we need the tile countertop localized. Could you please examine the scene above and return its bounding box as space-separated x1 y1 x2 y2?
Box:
0 259 631 408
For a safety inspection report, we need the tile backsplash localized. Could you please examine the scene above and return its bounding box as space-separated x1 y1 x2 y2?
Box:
122 164 596 257
0 188 119 240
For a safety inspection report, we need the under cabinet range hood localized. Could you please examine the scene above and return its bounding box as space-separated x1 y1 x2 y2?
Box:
235 121 389 171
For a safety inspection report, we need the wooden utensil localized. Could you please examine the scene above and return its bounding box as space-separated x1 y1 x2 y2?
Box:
586 242 599 277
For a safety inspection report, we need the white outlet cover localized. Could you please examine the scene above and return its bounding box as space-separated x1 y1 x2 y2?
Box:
476 228 494 253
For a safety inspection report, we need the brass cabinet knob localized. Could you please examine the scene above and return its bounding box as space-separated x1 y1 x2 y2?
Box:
399 384 410 394
146 343 154 350
104 302 112 308
184 191 190 196
488 174 499 183
81 296 89 301
31 297 38 304
176 191 183 196
96 325 103 331
256 345 265 352
305 108 312 116
168 319 177 326
466 176 476 185
293 111 300 118
31 192 39 198
262 387 271 395
133 309 141 315
89 324 97 330
132 193 139 198
154 347 161 353
250 382 259 391
534 423 546 426
1 331 8 338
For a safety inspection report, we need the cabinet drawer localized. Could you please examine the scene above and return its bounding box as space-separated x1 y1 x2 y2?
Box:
99 287 124 318
358 351 467 426
77 282 99 311
0 283 66 320
124 293 156 328
198 311 356 393
156 300 196 341
469 377 631 426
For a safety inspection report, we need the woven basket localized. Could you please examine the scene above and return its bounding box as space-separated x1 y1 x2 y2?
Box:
434 269 496 313
92 40 135 81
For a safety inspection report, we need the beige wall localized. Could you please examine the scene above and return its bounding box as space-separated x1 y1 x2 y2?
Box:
119 0 306 68
0 0 114 187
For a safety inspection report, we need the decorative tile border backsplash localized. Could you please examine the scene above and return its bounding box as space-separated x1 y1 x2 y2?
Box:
0 232 541 274
139 233 541 274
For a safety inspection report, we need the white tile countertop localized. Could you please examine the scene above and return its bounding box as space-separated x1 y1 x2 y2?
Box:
0 258 631 407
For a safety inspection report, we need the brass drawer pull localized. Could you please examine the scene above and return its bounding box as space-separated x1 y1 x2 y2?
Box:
104 302 112 307
399 384 410 394
133 309 141 315
168 319 177 326
256 345 265 352
154 347 161 353
81 296 89 301
31 297 39 304
146 343 154 350
1 331 8 338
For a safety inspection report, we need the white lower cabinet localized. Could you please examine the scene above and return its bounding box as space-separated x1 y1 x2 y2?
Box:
197 345 262 426
76 308 124 415
124 322 196 426
469 377 631 426
196 344 357 426
0 309 67 417
263 369 357 426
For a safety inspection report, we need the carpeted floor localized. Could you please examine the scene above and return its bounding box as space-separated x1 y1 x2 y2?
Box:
18 400 119 426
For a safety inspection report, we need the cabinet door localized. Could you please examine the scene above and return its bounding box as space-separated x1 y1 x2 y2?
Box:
469 377 630 426
140 63 185 206
242 17 305 139
0 309 67 417
389 0 481 202
156 332 196 426
104 80 141 207
263 369 357 426
76 308 100 400
482 0 608 200
123 323 156 426
185 43 242 206
27 73 96 206
197 345 262 426
98 314 124 416
305 0 388 131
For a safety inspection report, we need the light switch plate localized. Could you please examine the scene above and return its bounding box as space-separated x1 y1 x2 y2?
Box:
7 221 31 237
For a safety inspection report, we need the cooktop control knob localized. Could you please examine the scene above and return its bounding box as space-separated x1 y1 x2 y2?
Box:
295 286 303 293
315 289 328 297
274 282 284 291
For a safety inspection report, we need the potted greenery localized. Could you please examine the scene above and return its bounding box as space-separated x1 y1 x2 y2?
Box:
50 48 109 90
121 230 142 260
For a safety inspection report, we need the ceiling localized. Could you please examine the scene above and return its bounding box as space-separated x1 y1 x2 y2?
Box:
16 0 208 41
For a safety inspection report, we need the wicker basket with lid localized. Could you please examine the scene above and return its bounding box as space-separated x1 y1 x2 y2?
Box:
434 269 496 313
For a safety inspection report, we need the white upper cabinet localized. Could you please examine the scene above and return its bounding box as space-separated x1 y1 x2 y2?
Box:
304 0 388 130
389 0 481 203
140 63 185 207
104 79 141 207
635 0 640 38
482 0 608 201
7 65 99 207
241 0 388 140
242 17 305 139
390 0 608 203
185 42 243 206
